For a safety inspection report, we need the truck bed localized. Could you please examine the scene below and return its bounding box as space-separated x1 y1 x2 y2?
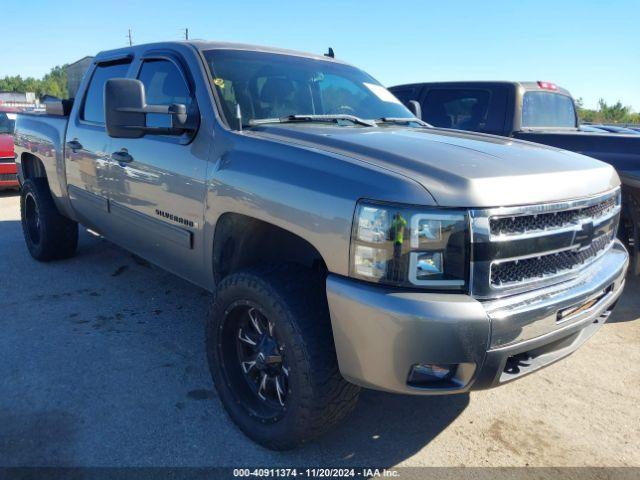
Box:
514 130 640 174
13 111 71 215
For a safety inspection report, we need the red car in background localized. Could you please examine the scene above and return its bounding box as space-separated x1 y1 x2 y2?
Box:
0 107 19 189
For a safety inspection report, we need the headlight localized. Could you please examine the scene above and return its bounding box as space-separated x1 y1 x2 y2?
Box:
350 201 469 290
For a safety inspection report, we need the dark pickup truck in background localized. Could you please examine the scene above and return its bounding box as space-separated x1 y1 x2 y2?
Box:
389 81 640 273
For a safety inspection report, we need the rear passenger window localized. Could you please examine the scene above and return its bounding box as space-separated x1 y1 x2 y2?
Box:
81 61 130 124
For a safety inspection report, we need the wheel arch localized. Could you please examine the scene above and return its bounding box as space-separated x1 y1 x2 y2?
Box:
212 212 328 285
20 152 48 181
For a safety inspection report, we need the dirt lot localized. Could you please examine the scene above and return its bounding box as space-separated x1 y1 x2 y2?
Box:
1 189 639 468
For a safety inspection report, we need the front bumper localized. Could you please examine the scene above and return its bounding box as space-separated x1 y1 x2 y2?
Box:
326 240 629 395
0 161 19 188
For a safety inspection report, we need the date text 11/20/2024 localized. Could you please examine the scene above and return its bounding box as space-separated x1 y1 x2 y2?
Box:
233 468 400 478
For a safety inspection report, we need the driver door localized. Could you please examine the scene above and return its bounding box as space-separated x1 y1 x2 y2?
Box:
107 53 209 280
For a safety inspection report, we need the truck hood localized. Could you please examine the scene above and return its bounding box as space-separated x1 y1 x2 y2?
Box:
0 134 13 159
251 125 619 207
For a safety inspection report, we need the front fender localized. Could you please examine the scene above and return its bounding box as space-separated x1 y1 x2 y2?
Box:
202 130 433 288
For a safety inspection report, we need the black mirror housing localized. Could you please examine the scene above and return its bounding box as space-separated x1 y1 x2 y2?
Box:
407 100 422 120
105 78 147 138
105 78 196 138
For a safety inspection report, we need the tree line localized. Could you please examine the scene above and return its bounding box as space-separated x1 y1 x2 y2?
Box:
0 65 69 99
576 98 640 125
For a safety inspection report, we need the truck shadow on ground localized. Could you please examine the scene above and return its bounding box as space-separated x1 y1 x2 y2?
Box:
0 189 20 198
311 391 469 466
0 409 79 466
607 273 639 323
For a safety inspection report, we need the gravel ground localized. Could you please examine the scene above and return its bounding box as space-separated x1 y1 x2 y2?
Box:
1 189 638 469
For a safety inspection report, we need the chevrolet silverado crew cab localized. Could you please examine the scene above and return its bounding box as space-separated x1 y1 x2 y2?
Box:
14 42 629 450
389 81 640 274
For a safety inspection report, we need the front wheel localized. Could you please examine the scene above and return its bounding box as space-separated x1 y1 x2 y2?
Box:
206 265 360 450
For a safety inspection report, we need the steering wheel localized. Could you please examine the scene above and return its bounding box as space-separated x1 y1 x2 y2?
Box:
329 105 356 115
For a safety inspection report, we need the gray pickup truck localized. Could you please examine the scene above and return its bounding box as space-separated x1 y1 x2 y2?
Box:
14 41 629 450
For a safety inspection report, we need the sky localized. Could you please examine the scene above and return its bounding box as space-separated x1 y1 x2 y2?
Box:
2 0 639 110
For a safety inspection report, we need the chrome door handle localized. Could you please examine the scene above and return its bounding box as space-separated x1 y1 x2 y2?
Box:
66 140 83 151
111 150 134 164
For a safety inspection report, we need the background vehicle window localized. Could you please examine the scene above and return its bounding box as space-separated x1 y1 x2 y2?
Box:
421 88 507 134
522 92 576 128
391 88 418 105
423 89 490 130
81 61 130 124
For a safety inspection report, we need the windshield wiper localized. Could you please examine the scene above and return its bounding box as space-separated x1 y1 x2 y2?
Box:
249 114 377 128
376 117 432 127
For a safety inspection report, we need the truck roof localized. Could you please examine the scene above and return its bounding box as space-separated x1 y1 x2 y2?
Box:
94 40 348 65
392 80 573 97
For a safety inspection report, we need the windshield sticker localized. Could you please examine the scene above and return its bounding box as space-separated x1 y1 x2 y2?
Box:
363 82 402 105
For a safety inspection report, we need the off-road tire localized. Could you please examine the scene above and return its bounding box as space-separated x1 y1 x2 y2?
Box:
20 178 78 261
206 264 360 450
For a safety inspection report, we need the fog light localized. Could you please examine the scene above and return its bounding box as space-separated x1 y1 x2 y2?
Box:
407 363 456 386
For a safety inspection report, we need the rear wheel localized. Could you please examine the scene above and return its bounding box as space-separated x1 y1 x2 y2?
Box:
20 178 78 261
206 265 360 450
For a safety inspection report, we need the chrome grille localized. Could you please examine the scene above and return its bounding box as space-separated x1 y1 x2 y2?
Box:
471 189 621 299
490 230 614 286
489 195 617 237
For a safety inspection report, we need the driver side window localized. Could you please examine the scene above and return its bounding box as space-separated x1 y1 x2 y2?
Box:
139 59 191 105
138 59 192 128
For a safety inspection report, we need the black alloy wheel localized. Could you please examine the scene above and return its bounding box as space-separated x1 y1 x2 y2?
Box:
223 302 290 419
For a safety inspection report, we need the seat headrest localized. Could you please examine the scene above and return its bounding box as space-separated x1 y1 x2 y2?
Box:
261 77 294 103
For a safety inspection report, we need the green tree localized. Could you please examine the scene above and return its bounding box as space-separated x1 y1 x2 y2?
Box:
0 65 68 99
575 97 598 123
576 98 639 125
597 99 630 123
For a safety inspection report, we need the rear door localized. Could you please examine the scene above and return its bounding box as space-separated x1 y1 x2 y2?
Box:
65 58 132 230
107 51 210 280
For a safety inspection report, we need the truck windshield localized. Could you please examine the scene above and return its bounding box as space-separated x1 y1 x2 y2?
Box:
522 92 576 128
203 49 411 128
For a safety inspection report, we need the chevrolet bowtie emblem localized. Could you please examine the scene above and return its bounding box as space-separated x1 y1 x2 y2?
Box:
574 220 595 250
